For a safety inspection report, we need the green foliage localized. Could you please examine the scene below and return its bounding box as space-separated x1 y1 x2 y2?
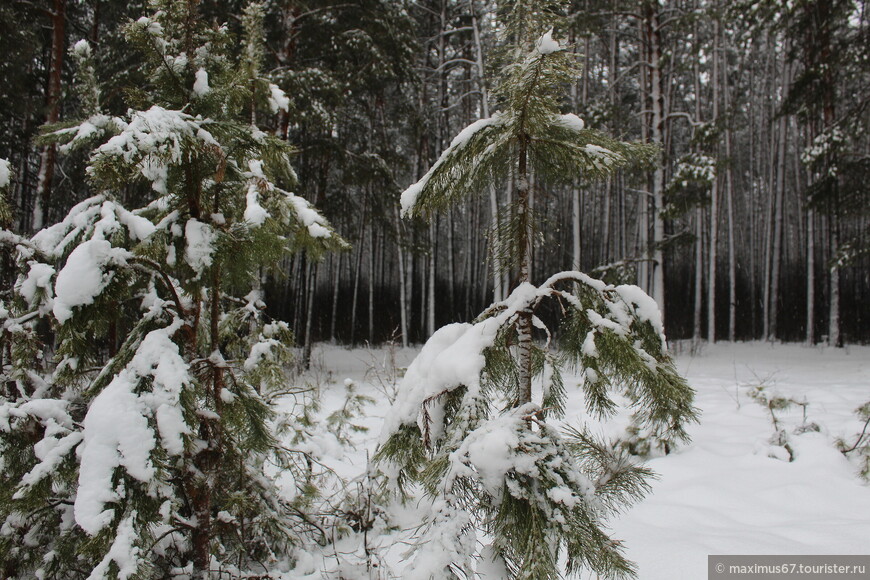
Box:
401 36 653 271
663 153 715 219
747 383 819 463
402 47 654 223
836 402 870 480
0 1 343 578
378 274 697 578
326 379 376 445
382 2 694 577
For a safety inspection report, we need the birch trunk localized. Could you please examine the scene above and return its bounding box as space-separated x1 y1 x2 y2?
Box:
828 219 840 346
694 209 704 347
350 200 366 345
472 6 503 303
516 136 533 405
769 52 790 341
446 209 456 318
637 15 650 294
330 253 341 342
302 260 316 368
806 204 815 345
395 208 409 347
427 220 436 338
722 31 737 342
707 17 720 343
643 1 667 314
573 187 581 269
368 220 375 344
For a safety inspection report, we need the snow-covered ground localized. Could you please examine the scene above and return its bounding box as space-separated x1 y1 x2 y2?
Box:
285 342 870 579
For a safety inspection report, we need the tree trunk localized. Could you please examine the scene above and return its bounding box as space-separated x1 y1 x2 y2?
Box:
722 33 737 342
516 136 533 406
637 15 650 294
693 209 703 346
472 6 503 303
32 0 66 232
446 209 456 318
761 37 777 342
643 1 667 315
572 186 581 269
806 204 815 345
329 253 341 342
427 220 436 337
828 220 840 347
707 16 720 343
350 200 366 345
368 220 375 344
769 53 790 341
303 260 316 368
395 208 409 347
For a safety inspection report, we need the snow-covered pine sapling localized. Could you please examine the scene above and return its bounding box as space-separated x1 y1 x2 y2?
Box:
377 3 697 579
365 331 405 403
0 2 343 579
746 384 818 463
327 379 376 445
837 401 870 480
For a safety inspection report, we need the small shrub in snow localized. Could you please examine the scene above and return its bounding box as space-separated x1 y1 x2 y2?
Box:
837 401 870 480
747 383 820 463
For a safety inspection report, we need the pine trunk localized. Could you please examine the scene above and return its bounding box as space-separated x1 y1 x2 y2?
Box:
32 0 66 231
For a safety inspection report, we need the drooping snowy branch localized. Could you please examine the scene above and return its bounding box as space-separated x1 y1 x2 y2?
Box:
400 113 506 217
74 320 191 535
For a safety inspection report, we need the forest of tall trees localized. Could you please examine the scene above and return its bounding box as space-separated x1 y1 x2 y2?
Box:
1 0 868 348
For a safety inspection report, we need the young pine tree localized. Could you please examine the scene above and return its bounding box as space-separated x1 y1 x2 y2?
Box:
0 2 343 578
377 2 697 579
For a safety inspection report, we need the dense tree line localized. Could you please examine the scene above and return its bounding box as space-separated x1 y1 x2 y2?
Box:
1 0 868 348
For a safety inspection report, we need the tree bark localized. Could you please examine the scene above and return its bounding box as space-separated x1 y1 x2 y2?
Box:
769 51 790 341
32 0 66 232
303 260 316 368
329 254 340 342
707 16 720 343
806 204 815 345
642 1 667 315
395 208 409 347
516 135 533 406
693 209 704 347
368 219 375 344
472 6 503 303
427 220 436 337
722 29 737 342
350 199 366 345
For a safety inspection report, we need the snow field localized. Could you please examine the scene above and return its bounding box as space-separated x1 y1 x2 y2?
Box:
281 342 870 579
